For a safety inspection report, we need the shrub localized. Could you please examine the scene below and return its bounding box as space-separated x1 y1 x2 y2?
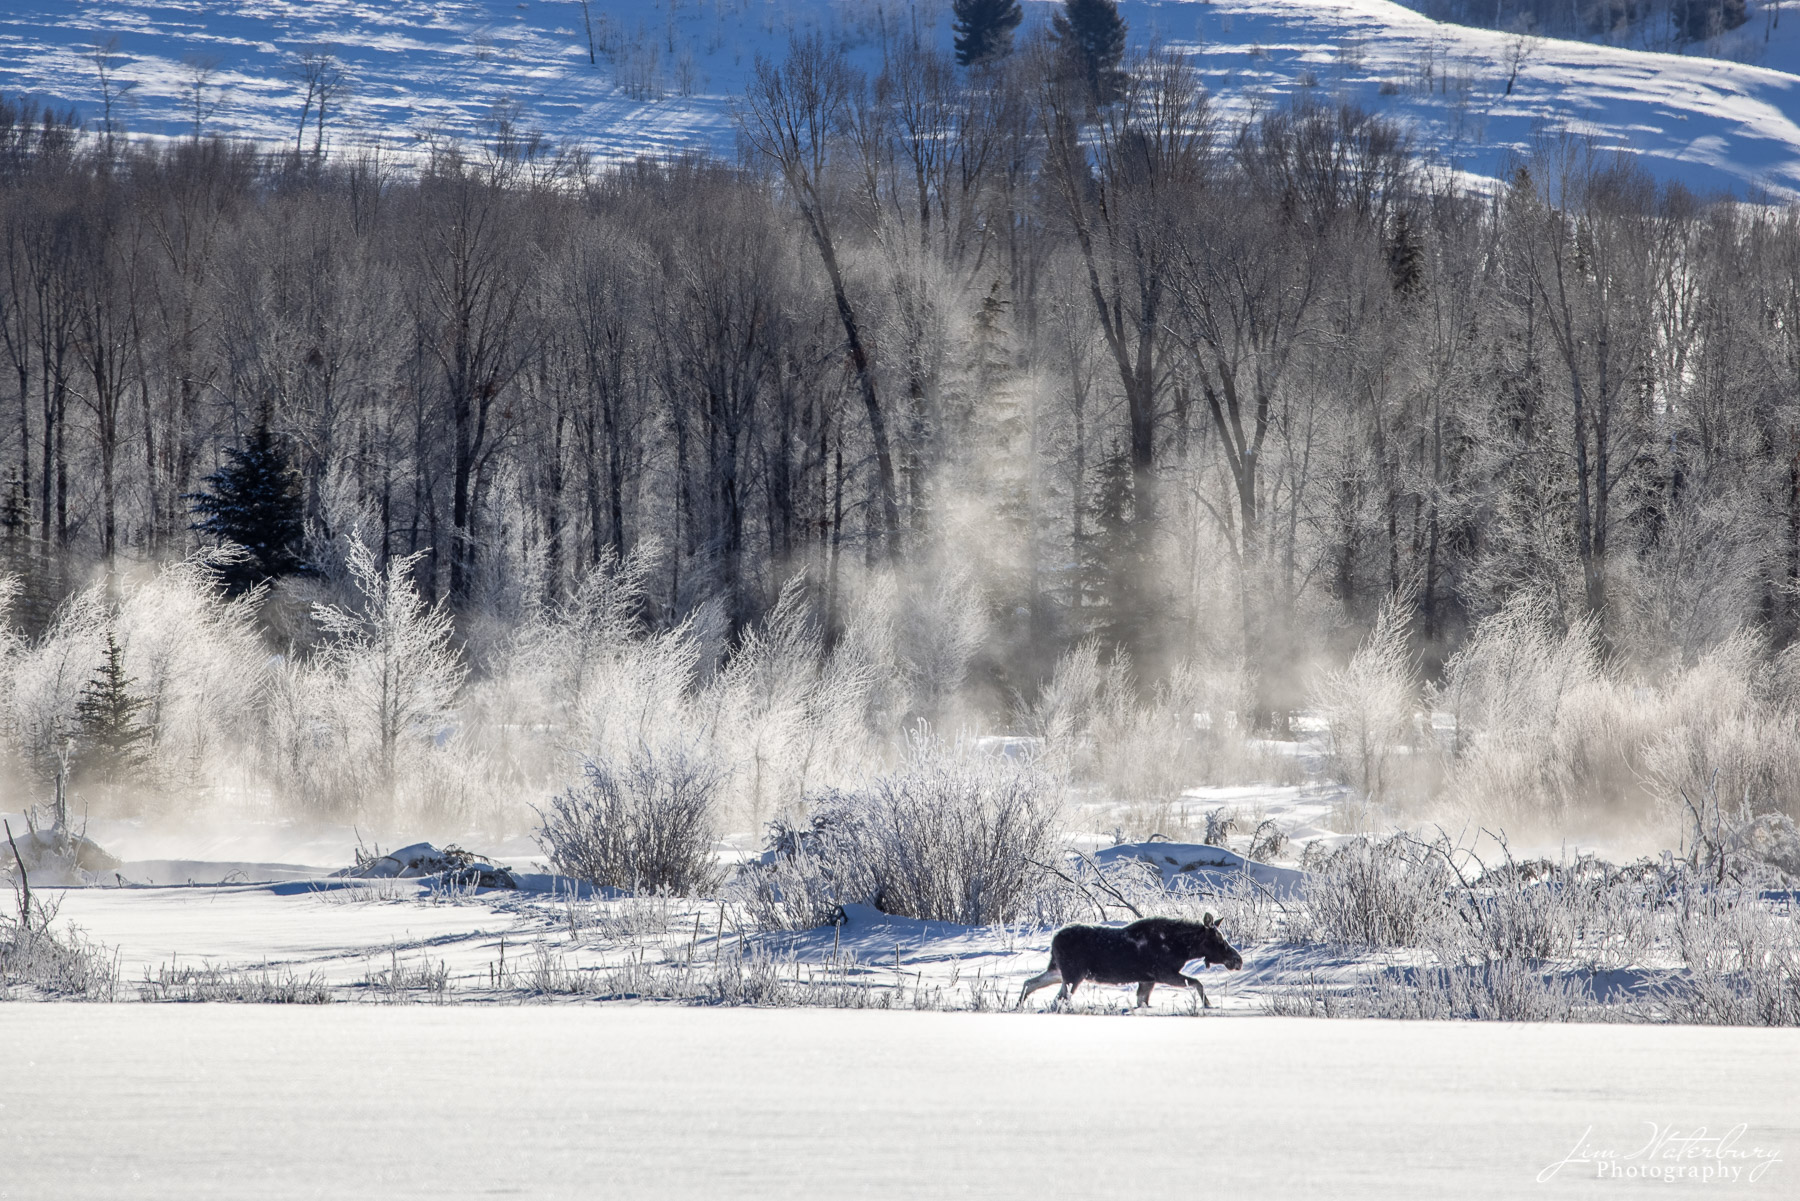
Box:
1296 835 1455 948
0 896 119 1001
1313 592 1421 802
539 744 726 895
1266 961 1596 1022
744 737 1063 928
1022 642 1260 823
1653 890 1800 1026
1433 592 1650 824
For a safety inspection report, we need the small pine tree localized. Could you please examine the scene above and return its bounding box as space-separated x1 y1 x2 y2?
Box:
969 281 1033 612
1052 0 1128 107
952 0 1023 67
0 471 59 636
1387 209 1425 296
970 280 1013 398
1078 440 1142 649
0 471 26 544
187 417 312 593
73 632 153 786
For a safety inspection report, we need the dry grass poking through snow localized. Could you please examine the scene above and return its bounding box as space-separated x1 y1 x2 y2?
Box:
139 962 330 1004
1258 834 1800 1024
0 912 118 1000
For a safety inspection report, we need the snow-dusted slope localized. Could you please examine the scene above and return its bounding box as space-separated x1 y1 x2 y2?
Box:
4 0 1800 194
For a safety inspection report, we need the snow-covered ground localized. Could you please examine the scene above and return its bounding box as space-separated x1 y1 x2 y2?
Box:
1 823 1670 1013
4 792 1304 1011
8 0 1800 195
5 791 1794 1195
38 871 1127 1009
3 769 1674 1013
4 1005 1794 1198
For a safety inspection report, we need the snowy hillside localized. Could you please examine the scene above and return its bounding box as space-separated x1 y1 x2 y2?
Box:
6 0 1800 194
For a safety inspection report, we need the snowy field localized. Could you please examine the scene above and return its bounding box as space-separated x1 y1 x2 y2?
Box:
9 0 1800 194
0 786 1358 1013
3 1006 1793 1198
0 780 1738 1012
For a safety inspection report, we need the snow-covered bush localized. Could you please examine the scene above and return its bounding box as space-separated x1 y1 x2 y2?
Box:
300 537 468 817
1438 597 1800 838
1655 892 1800 1026
1435 592 1650 824
1296 835 1455 948
1313 592 1421 802
0 556 267 807
700 576 874 830
538 743 726 895
1642 634 1800 845
1022 640 1257 832
114 554 268 795
0 882 119 1001
836 567 987 734
0 582 109 783
745 736 1062 927
1266 961 1596 1022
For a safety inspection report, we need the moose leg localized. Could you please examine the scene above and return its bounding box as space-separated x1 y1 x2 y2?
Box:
1135 981 1155 1008
1018 967 1063 1008
1188 979 1212 1010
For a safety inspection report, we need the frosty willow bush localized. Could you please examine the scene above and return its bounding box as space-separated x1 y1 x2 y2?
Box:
1276 847 1800 1026
307 538 467 806
746 737 1063 927
1430 592 1800 839
1297 835 1456 948
1314 593 1420 802
0 555 264 803
538 744 726 895
254 535 477 822
1023 640 1257 818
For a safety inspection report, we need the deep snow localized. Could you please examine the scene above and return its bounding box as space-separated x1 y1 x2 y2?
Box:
2 1006 1793 1198
8 0 1800 195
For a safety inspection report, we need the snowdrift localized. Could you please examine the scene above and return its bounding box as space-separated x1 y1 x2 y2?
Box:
1089 840 1310 898
336 842 519 890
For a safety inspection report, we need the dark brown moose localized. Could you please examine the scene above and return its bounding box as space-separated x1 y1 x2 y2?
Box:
1018 914 1243 1009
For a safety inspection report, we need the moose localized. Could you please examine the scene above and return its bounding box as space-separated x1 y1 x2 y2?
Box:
1018 914 1243 1009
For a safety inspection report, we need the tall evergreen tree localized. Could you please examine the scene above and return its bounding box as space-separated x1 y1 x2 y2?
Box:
1387 209 1425 296
952 0 1024 67
1052 0 1128 106
968 282 1036 647
73 632 153 786
187 417 312 593
1079 440 1142 649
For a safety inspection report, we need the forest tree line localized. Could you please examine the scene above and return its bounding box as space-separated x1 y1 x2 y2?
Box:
2 31 1799 742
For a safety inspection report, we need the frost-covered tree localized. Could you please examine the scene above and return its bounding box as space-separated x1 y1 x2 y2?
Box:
1314 591 1420 801
115 554 269 793
310 537 467 810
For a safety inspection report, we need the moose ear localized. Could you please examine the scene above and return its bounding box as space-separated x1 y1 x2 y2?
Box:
1202 912 1216 927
